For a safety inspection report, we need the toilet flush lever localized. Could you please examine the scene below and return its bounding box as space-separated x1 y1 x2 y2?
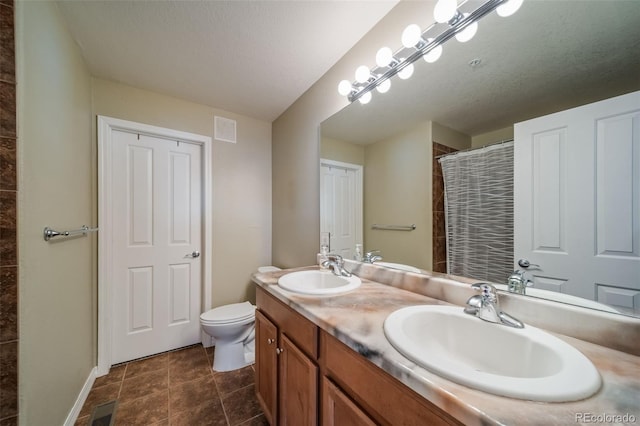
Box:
186 251 200 258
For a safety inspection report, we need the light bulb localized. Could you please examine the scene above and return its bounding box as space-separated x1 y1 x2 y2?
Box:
376 47 394 68
355 65 371 83
423 39 443 63
398 62 414 80
401 24 422 48
497 0 523 17
376 79 391 94
434 0 457 23
455 15 478 43
338 80 353 96
358 91 372 104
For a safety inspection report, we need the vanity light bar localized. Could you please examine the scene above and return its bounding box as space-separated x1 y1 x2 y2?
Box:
344 0 513 104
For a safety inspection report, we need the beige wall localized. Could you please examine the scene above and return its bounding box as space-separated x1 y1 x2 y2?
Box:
272 1 434 268
16 2 94 424
364 121 432 269
432 122 472 151
320 136 365 166
471 125 514 148
92 79 272 307
17 3 272 423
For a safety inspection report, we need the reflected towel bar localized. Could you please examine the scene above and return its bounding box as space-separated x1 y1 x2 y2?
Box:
44 225 99 241
371 224 416 231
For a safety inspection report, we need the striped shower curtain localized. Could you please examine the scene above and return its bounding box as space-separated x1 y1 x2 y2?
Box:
438 141 514 284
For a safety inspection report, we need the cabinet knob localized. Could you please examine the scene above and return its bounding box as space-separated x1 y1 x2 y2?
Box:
276 348 284 355
267 338 274 345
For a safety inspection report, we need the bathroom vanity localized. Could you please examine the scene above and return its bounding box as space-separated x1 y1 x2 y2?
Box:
255 285 461 425
253 264 640 426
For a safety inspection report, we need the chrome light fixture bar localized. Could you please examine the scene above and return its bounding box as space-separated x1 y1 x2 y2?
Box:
343 0 520 104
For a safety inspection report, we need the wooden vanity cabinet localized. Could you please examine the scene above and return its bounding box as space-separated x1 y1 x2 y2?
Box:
256 286 462 426
322 377 376 426
256 287 318 425
320 331 463 426
255 310 279 424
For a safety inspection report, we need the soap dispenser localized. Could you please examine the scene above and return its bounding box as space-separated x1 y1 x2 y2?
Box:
354 244 363 261
319 244 330 270
319 232 330 270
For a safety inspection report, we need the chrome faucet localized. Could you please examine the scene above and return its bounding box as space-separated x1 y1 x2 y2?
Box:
464 283 524 328
507 270 532 295
321 254 352 277
507 259 539 295
363 250 383 263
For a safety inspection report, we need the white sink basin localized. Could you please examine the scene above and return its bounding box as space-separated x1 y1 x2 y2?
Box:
384 305 601 402
278 270 361 295
375 262 422 273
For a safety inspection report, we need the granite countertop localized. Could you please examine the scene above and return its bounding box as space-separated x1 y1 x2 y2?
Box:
252 266 640 426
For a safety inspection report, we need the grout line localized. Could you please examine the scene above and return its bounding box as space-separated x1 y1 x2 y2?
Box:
166 352 171 423
117 362 128 399
212 370 231 426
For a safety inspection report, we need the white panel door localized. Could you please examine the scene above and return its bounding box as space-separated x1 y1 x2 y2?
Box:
320 160 363 259
111 130 202 364
515 91 640 310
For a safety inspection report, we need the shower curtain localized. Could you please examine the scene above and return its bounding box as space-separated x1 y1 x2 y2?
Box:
438 141 514 284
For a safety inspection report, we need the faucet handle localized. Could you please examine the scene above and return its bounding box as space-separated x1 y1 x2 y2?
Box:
470 282 499 305
471 283 498 308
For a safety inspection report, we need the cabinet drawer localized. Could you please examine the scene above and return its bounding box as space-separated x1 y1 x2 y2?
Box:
320 331 462 426
257 286 318 359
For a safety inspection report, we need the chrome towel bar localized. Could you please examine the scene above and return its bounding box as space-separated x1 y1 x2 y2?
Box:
371 224 416 231
44 225 99 241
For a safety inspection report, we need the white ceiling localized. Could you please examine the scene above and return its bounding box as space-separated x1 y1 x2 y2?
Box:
55 0 399 122
322 0 640 143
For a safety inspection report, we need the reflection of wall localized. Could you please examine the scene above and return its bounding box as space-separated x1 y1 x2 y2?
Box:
471 126 514 147
365 121 432 269
320 136 364 166
321 121 474 271
431 123 471 273
432 143 459 273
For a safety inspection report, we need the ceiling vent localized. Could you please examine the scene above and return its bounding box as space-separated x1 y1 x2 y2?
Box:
214 116 237 143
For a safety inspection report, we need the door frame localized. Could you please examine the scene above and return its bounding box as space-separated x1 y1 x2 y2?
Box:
97 116 213 375
319 158 363 252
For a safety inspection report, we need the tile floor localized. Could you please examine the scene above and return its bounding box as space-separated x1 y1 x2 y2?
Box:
75 345 267 426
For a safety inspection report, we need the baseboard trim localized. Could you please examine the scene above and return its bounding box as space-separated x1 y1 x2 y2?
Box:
64 366 97 426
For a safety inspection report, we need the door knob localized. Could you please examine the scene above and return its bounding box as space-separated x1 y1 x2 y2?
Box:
186 251 200 258
517 259 539 269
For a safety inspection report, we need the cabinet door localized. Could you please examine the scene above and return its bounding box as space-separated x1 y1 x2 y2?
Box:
256 310 278 425
322 377 376 426
279 334 318 425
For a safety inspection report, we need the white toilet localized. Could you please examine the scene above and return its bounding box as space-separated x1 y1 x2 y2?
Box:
200 266 281 372
200 301 256 372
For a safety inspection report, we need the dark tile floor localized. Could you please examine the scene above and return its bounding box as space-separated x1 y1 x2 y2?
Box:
75 345 267 426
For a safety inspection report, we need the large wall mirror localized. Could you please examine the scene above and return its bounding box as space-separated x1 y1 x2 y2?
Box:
320 1 640 317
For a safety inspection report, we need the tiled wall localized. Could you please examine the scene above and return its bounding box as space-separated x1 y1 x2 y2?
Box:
0 0 18 424
432 142 457 274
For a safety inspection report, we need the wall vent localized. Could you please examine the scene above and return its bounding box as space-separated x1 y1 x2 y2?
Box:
214 116 237 143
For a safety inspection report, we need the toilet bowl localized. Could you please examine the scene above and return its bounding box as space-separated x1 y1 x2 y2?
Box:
200 301 256 372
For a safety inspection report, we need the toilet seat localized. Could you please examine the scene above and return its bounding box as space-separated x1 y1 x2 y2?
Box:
200 301 255 325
